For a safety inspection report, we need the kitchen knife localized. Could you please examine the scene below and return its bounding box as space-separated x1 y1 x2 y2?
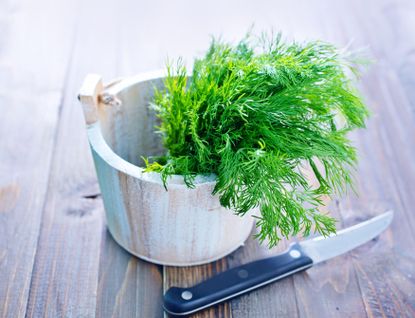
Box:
163 211 393 316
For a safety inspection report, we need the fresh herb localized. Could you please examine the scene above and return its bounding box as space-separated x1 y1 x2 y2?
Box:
144 32 369 247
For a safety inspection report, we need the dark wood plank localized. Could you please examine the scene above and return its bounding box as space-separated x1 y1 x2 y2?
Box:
228 236 299 318
292 205 368 317
25 0 162 315
24 0 146 316
164 259 232 318
96 233 163 318
334 1 415 316
292 1 415 317
345 70 415 317
0 0 79 316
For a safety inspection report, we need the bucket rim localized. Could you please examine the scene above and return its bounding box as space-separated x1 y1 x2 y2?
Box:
86 71 217 187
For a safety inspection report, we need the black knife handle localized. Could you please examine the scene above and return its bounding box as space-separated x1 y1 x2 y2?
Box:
163 243 313 316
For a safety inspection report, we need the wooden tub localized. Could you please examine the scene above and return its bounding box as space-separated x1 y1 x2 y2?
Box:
78 71 255 266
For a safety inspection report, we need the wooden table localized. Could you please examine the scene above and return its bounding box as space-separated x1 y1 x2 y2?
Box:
1 0 414 317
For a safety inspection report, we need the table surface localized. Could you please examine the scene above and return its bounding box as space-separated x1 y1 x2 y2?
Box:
1 0 415 317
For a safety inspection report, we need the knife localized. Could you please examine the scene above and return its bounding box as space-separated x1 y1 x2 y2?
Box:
163 211 393 316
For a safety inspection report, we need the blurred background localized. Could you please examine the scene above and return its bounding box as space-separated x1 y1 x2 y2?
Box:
1 0 414 317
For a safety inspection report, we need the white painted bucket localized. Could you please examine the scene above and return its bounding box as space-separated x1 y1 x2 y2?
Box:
78 71 255 266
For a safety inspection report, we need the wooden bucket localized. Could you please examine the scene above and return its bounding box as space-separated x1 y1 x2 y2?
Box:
78 71 255 266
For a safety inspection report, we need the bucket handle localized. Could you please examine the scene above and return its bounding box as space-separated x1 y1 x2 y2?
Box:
78 74 122 125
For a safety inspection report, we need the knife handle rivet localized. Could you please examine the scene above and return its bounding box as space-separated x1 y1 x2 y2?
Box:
181 291 193 300
289 250 301 258
237 269 249 279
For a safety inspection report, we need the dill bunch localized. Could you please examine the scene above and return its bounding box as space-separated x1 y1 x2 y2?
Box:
144 33 369 247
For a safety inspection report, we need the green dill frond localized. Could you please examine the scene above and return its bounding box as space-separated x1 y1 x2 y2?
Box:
143 32 370 247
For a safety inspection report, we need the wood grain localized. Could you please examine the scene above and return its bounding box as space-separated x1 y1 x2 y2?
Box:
24 0 122 316
0 0 414 317
0 0 79 316
163 259 232 318
330 2 415 316
96 230 164 318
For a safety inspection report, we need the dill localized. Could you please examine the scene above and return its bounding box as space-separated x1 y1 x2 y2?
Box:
143 32 369 247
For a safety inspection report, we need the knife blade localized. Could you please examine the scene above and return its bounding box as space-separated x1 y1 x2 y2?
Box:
163 210 393 316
